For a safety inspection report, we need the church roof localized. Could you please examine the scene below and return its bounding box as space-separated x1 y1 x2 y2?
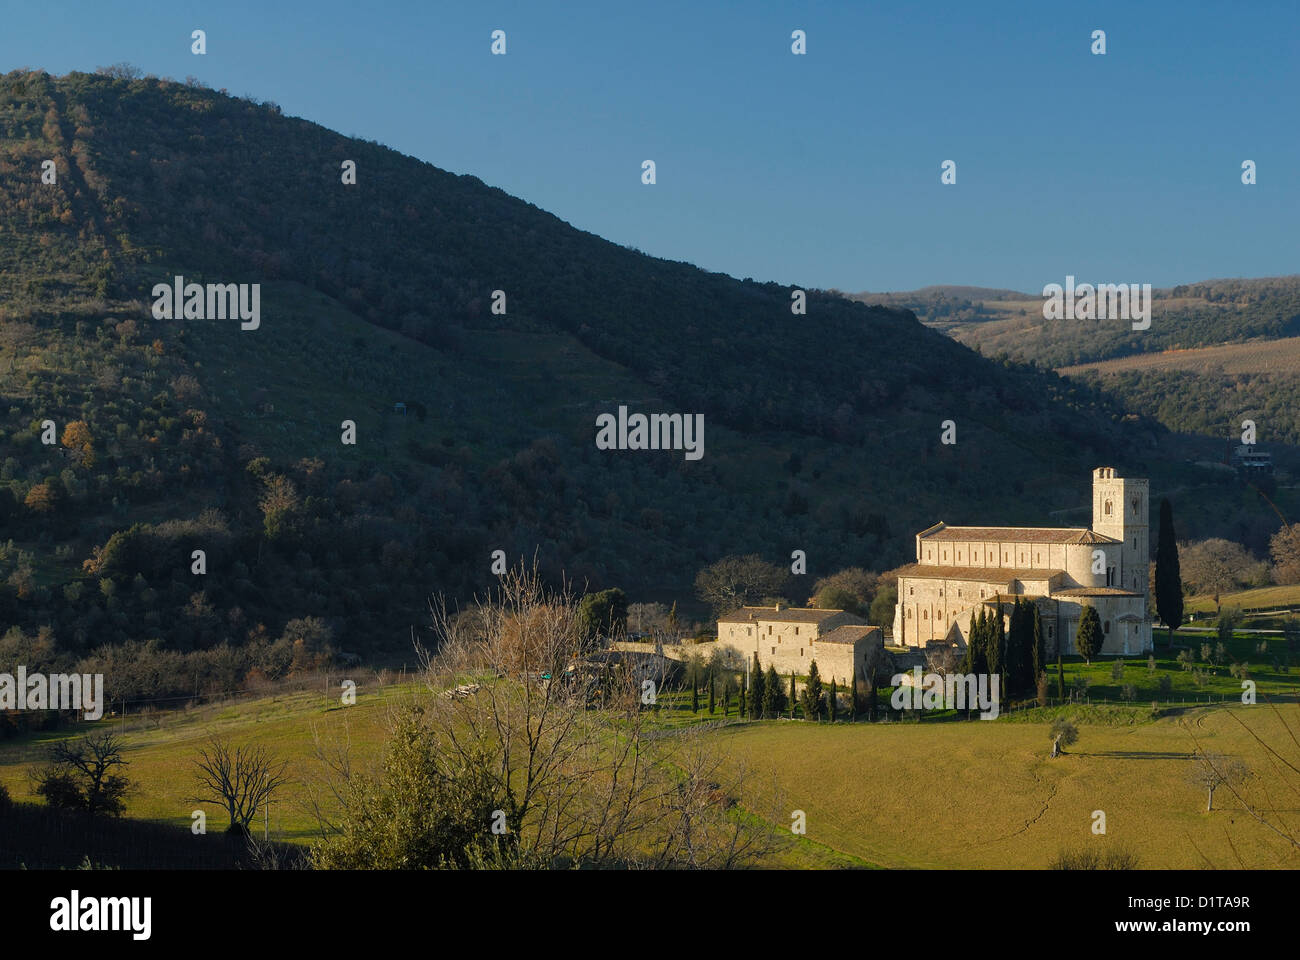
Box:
918 525 1119 544
1052 587 1142 597
894 563 1064 582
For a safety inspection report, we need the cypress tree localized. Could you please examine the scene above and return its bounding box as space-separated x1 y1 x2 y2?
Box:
1030 604 1044 684
691 681 699 713
802 661 823 721
961 613 978 672
829 678 838 722
986 603 1003 692
750 653 765 718
850 676 859 721
789 671 796 718
1056 649 1065 702
1076 606 1102 665
707 673 715 714
1004 600 1021 698
1154 497 1183 648
738 686 746 719
764 664 783 716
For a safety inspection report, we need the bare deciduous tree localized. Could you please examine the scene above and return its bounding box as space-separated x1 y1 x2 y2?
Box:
1188 751 1251 812
310 561 781 869
188 738 290 836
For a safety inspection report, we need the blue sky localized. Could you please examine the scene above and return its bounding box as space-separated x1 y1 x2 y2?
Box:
3 0 1296 292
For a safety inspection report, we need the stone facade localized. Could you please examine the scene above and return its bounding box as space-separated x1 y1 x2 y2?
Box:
892 467 1153 656
716 604 882 684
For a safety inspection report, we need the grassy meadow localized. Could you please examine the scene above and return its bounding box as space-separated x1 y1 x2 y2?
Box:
2 645 1298 869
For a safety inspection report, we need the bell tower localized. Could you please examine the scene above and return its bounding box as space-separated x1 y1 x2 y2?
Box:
1092 467 1149 595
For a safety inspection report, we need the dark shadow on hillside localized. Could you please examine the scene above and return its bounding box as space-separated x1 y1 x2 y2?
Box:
1070 751 1195 760
0 802 307 869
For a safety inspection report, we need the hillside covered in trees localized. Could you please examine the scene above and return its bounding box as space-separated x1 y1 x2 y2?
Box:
0 68 1234 704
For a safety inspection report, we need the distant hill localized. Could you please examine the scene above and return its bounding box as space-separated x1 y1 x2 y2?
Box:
851 277 1300 368
0 69 1249 695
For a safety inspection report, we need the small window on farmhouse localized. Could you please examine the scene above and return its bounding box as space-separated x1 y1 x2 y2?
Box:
909 587 914 595
943 550 948 561
771 647 775 655
1105 500 1113 516
938 589 943 597
1037 553 1041 563
980 590 985 598
795 627 799 635
957 589 962 598
800 648 803 656
907 610 912 619
923 611 928 620
927 549 932 560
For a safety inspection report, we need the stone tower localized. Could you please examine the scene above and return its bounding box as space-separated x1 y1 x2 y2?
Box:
1091 466 1149 595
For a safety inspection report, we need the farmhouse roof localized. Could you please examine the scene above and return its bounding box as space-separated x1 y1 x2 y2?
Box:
817 625 878 645
717 606 861 625
918 526 1119 545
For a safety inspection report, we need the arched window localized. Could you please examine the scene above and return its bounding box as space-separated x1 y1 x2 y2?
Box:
1104 500 1113 516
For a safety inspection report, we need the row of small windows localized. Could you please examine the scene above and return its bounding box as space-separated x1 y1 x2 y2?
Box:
929 547 1046 565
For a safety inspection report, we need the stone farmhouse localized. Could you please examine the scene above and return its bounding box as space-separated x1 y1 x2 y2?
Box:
892 467 1153 656
716 604 882 684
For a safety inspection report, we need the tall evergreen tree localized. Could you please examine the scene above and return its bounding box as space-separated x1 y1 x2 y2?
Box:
991 604 1007 696
1056 648 1065 702
707 672 715 715
1154 497 1184 648
1030 603 1044 683
1076 606 1103 665
961 612 978 672
972 609 989 674
789 672 796 718
738 686 746 718
750 653 765 718
1004 600 1024 698
829 678 838 722
850 676 859 721
691 681 699 713
802 661 823 721
763 664 783 717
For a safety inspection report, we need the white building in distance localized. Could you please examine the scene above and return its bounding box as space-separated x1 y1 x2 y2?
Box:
892 467 1152 656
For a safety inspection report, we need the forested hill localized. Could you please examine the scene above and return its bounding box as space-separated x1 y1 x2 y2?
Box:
0 68 1191 684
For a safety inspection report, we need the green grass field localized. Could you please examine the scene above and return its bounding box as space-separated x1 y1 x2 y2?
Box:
1185 585 1300 615
3 662 1298 869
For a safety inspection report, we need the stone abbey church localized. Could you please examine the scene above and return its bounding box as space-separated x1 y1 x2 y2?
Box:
892 467 1153 656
